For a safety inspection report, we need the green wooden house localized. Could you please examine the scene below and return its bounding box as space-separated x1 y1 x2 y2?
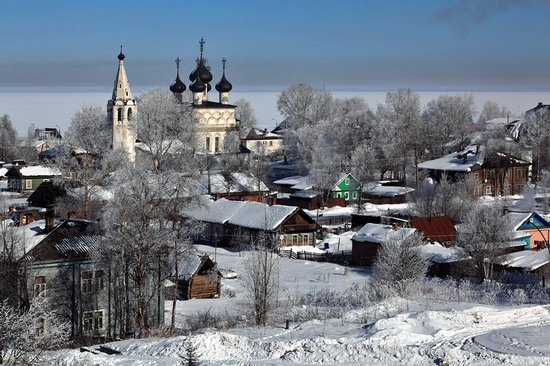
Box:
330 173 361 202
5 165 62 193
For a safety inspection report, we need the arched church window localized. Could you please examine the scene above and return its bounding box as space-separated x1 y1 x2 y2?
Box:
215 136 220 153
117 108 122 122
128 108 132 121
206 137 210 153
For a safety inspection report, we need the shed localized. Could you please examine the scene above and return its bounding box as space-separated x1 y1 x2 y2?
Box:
170 255 222 300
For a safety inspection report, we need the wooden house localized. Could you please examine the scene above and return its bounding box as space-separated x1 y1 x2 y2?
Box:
5 165 62 193
351 223 417 266
169 255 221 300
183 198 320 247
418 145 530 197
240 128 283 154
410 216 458 247
23 219 164 338
504 211 550 250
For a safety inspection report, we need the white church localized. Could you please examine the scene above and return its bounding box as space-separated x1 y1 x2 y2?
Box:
106 38 239 164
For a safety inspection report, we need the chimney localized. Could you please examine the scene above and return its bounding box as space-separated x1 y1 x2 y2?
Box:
67 211 76 219
502 206 509 216
263 128 268 135
8 205 15 212
18 212 25 226
462 153 467 164
45 212 55 232
392 222 399 231
26 213 34 225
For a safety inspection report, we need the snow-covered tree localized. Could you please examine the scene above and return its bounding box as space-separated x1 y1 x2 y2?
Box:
234 98 258 139
55 104 123 219
477 99 511 125
136 88 198 173
457 202 513 281
422 93 476 156
371 232 428 298
242 231 280 326
0 298 70 365
522 108 550 184
276 83 334 130
0 114 18 162
100 168 198 337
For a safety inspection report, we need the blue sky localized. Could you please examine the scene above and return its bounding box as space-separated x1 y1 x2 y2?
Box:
1 0 550 92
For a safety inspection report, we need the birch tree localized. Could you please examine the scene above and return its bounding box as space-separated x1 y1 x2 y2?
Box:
242 231 280 326
234 98 258 139
522 108 550 184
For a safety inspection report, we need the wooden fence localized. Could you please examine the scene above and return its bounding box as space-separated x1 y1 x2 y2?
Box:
278 248 352 264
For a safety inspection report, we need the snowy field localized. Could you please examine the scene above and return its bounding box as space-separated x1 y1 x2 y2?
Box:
48 223 550 365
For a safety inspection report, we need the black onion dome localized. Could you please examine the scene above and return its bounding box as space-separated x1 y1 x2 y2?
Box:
198 59 213 83
189 66 198 82
189 75 206 93
216 73 232 93
170 75 186 93
118 50 125 60
207 83 212 92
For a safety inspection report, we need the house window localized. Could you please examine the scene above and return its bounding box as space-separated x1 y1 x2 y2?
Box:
518 169 525 178
302 234 310 245
336 192 341 198
269 141 273 147
345 178 350 186
83 310 104 331
473 173 479 181
25 180 32 190
535 240 547 250
34 317 46 338
34 276 46 298
292 235 298 246
353 192 357 200
486 186 494 195
474 187 480 196
486 170 495 180
82 270 105 293
344 192 349 200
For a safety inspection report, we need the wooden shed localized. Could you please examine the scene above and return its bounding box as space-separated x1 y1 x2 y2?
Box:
171 255 222 300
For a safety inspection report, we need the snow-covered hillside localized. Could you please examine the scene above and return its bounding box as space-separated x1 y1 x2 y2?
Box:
47 238 550 365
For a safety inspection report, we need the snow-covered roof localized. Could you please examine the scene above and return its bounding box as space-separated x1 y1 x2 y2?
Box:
17 166 62 177
244 128 282 140
418 145 483 172
273 175 312 191
420 242 462 263
183 198 299 231
500 249 550 271
352 223 416 244
195 172 269 195
505 212 550 231
364 183 414 197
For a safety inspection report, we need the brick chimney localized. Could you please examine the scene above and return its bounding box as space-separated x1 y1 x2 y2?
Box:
45 211 55 232
67 212 76 219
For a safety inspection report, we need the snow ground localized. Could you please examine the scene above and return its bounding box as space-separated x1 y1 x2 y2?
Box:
49 240 550 365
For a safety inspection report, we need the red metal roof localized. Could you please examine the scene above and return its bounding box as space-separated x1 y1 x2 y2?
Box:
410 216 458 243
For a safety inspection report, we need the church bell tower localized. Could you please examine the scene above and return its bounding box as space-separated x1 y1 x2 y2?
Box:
107 47 137 164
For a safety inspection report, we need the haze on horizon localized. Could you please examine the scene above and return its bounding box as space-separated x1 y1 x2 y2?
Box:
2 0 550 92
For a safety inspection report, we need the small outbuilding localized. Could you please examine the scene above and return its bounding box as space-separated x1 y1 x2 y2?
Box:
170 255 222 300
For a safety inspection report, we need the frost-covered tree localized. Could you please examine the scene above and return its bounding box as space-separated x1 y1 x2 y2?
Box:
234 98 258 139
100 168 198 337
0 213 29 309
377 89 422 182
0 298 70 365
457 202 513 281
477 99 511 125
242 231 280 326
422 93 476 156
55 104 123 219
276 83 334 129
411 175 476 222
0 114 18 162
522 108 550 184
371 232 428 298
136 88 198 173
